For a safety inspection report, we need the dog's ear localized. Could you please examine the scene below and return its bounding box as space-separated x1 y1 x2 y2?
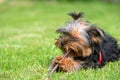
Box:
56 28 66 34
56 28 70 35
68 12 84 20
87 25 104 44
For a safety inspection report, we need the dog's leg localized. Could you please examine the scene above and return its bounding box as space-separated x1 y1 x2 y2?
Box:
51 56 81 72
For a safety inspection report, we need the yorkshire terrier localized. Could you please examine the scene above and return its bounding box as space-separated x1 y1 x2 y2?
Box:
50 12 120 72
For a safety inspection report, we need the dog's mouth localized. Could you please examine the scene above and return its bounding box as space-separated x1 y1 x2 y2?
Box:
63 48 80 57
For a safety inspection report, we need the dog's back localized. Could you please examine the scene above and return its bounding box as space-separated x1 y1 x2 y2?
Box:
101 34 120 63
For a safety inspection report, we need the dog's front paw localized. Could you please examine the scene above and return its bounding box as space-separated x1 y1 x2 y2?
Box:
58 58 79 72
50 56 63 71
50 56 80 72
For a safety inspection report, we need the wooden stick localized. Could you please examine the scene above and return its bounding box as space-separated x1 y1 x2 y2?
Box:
48 50 70 77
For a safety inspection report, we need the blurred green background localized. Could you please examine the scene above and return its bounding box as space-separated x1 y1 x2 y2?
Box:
0 0 120 80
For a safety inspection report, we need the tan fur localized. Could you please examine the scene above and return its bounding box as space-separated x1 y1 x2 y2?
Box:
91 37 102 44
52 56 81 72
55 30 92 57
51 14 104 72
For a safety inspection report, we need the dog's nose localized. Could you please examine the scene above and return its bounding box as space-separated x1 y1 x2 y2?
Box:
61 42 65 46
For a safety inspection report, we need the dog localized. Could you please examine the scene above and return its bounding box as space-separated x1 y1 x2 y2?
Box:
50 12 120 72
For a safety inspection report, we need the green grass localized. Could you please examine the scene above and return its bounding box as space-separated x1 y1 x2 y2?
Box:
0 1 120 80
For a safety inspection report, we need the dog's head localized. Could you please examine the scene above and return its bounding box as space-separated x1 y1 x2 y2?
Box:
55 12 104 58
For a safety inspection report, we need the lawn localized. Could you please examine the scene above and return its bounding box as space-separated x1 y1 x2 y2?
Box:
0 1 120 80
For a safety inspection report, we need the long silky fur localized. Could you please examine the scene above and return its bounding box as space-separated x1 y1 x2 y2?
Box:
85 29 120 68
52 12 120 72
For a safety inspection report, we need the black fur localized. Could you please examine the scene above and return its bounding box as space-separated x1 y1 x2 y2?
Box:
84 33 120 68
54 12 120 71
68 12 84 20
